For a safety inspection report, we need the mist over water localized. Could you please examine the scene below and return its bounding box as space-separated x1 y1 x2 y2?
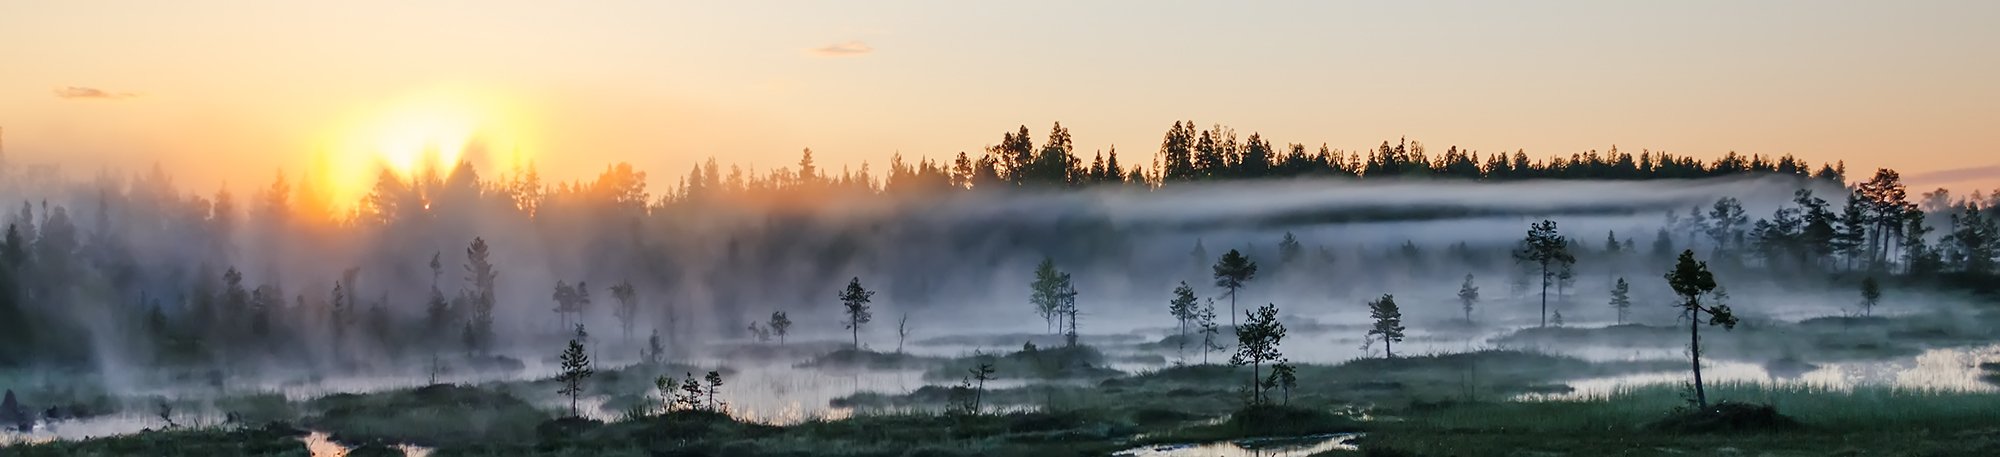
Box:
0 157 1993 449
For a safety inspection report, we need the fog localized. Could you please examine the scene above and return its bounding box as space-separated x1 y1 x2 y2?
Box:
0 157 1993 444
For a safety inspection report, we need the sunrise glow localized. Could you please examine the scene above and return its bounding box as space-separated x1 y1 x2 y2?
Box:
313 88 535 207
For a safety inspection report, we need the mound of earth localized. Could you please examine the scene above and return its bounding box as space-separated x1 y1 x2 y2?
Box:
1649 402 1801 433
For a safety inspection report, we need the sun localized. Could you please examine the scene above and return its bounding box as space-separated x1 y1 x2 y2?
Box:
316 88 536 209
369 99 477 178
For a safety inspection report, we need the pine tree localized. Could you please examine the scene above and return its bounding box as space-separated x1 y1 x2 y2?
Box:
1609 277 1633 324
1230 303 1286 405
1665 250 1735 409
1266 360 1297 406
1213 249 1259 328
677 372 704 411
703 371 724 411
1196 299 1221 365
1515 220 1575 327
556 338 595 417
1030 257 1066 333
840 277 874 349
1366 295 1406 358
768 311 792 345
1168 281 1200 363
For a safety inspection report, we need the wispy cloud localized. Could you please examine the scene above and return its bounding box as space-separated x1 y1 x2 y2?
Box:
1908 163 2000 186
808 41 873 57
53 86 139 100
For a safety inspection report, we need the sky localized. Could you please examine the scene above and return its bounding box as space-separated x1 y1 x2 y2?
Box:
2 0 1997 203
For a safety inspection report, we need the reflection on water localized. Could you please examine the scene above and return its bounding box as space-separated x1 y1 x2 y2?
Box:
300 430 432 457
1522 344 2000 401
300 431 345 457
1113 433 1360 457
0 411 222 445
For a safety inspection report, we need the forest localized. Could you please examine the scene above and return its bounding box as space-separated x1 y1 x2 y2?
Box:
3 121 1999 456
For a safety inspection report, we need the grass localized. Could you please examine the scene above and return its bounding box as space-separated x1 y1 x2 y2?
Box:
921 344 1123 382
796 348 945 371
303 383 547 447
1405 382 2000 433
1354 382 2000 456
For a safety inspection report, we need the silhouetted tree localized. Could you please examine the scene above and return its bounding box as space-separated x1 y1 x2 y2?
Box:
704 370 724 411
556 337 594 417
464 237 498 352
1457 274 1479 323
1197 299 1221 364
896 313 911 353
1231 303 1286 405
1167 281 1200 363
1029 257 1066 333
1860 276 1882 316
425 252 452 336
969 355 996 414
1267 360 1297 406
768 311 792 345
1515 220 1575 327
1213 249 1259 328
1277 232 1302 266
645 329 666 365
611 281 639 340
840 277 874 349
676 372 704 411
1609 277 1633 324
1707 197 1750 261
1365 295 1406 358
1665 250 1735 409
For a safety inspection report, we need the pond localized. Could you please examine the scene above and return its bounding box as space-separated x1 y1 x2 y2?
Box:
1113 433 1361 457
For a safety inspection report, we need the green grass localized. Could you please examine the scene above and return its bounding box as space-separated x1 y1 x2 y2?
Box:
1405 382 2000 433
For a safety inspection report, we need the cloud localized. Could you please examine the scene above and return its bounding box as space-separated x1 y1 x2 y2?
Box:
53 86 139 100
808 41 873 57
1908 164 2000 186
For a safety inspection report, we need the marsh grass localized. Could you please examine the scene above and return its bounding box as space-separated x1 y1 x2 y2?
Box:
1407 382 2000 433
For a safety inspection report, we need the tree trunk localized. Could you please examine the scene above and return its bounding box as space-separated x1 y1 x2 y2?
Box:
1690 306 1708 409
1229 288 1238 329
851 322 859 350
1251 362 1261 405
1539 262 1550 327
1385 338 1394 359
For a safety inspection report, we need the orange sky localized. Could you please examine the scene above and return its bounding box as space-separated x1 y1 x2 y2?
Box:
2 1 1997 203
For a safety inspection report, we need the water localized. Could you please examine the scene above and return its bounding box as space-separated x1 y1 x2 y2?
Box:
301 430 432 457
1520 344 2000 401
1112 433 1361 457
